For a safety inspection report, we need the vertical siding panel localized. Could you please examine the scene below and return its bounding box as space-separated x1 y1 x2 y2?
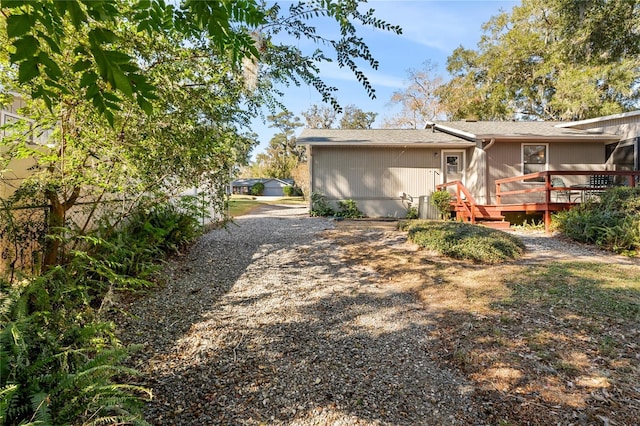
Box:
311 146 440 217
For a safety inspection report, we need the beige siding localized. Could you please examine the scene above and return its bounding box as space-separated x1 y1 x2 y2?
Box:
569 116 640 140
465 146 487 204
486 142 606 204
311 147 440 217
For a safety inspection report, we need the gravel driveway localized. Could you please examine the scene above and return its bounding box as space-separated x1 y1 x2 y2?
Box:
114 204 637 425
116 204 481 425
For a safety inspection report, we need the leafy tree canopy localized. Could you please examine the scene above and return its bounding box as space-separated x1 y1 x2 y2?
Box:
1 0 402 122
339 104 377 129
438 0 640 121
302 103 376 129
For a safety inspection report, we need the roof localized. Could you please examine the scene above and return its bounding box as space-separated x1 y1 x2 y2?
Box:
297 121 620 148
296 128 476 148
556 110 640 128
428 121 620 142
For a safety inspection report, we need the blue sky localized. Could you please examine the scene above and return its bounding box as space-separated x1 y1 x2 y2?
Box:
249 0 518 159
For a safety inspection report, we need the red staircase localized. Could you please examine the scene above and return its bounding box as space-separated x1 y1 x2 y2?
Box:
436 180 511 230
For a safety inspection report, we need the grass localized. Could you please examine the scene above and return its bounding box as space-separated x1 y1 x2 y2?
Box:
334 220 640 424
226 195 306 217
399 220 525 263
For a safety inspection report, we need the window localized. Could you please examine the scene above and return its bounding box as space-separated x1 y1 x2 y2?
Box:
522 144 547 182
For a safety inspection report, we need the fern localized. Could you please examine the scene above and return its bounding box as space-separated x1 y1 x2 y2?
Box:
0 384 19 423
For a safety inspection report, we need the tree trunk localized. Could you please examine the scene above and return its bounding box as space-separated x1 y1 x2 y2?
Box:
43 186 81 269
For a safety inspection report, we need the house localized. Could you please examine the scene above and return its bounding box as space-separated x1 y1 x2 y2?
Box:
297 117 634 218
556 110 640 172
0 94 40 199
230 178 294 196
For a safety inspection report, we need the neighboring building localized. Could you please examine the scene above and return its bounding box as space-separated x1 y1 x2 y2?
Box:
230 178 294 196
297 117 632 218
1 94 45 199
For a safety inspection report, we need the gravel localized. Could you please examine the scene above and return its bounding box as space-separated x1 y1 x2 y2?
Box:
113 205 638 425
115 204 480 425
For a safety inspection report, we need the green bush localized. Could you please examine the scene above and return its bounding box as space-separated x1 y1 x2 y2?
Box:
403 220 525 263
430 190 452 220
310 192 335 217
553 187 640 255
0 200 201 425
0 274 151 426
406 206 419 219
250 182 265 196
283 185 294 196
336 199 364 218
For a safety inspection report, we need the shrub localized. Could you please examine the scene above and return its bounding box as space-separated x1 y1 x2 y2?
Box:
310 192 335 217
553 187 640 255
403 220 525 263
406 206 419 219
336 199 365 218
250 182 265 196
283 185 294 196
0 274 151 425
0 200 200 425
430 190 452 220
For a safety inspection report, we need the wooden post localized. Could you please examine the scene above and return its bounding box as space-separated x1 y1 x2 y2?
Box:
544 173 551 234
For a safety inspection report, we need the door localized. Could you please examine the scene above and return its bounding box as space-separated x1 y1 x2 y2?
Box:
443 151 464 184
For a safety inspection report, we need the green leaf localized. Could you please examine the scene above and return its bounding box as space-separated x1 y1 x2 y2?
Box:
88 28 119 46
72 59 92 72
102 91 121 103
80 70 98 88
35 31 62 54
17 57 40 82
38 52 63 79
10 35 39 61
111 68 133 98
1 0 28 8
136 96 153 115
6 13 32 38
66 0 87 29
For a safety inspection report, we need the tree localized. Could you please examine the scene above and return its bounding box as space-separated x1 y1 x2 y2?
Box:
261 111 304 178
339 104 377 129
1 1 402 121
437 0 640 121
383 61 445 128
1 1 402 266
302 104 336 128
1 6 259 267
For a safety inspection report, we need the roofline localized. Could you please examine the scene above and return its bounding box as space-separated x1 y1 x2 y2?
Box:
425 121 478 142
556 110 640 128
478 135 620 143
298 141 476 148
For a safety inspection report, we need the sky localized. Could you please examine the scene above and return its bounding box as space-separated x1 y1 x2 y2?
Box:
249 0 519 159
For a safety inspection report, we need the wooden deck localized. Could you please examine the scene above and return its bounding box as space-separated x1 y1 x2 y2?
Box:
437 171 640 233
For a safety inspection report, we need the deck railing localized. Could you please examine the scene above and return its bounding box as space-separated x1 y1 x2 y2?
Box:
435 179 478 223
496 170 640 232
495 170 639 205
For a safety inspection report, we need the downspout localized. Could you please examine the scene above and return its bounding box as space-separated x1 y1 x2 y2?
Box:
483 139 496 204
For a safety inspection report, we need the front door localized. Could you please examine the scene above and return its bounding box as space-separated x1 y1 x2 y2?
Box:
443 151 464 184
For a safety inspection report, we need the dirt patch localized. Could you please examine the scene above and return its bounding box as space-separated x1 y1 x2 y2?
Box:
327 220 640 425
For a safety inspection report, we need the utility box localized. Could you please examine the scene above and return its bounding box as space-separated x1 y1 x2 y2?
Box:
418 195 438 219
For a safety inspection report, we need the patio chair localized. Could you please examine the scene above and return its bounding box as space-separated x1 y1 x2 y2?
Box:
585 175 614 201
551 177 580 202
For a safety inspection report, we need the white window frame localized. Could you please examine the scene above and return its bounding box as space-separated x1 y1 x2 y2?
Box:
521 143 548 183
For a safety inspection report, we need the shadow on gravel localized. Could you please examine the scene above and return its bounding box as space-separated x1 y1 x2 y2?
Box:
113 210 323 371
124 215 481 425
